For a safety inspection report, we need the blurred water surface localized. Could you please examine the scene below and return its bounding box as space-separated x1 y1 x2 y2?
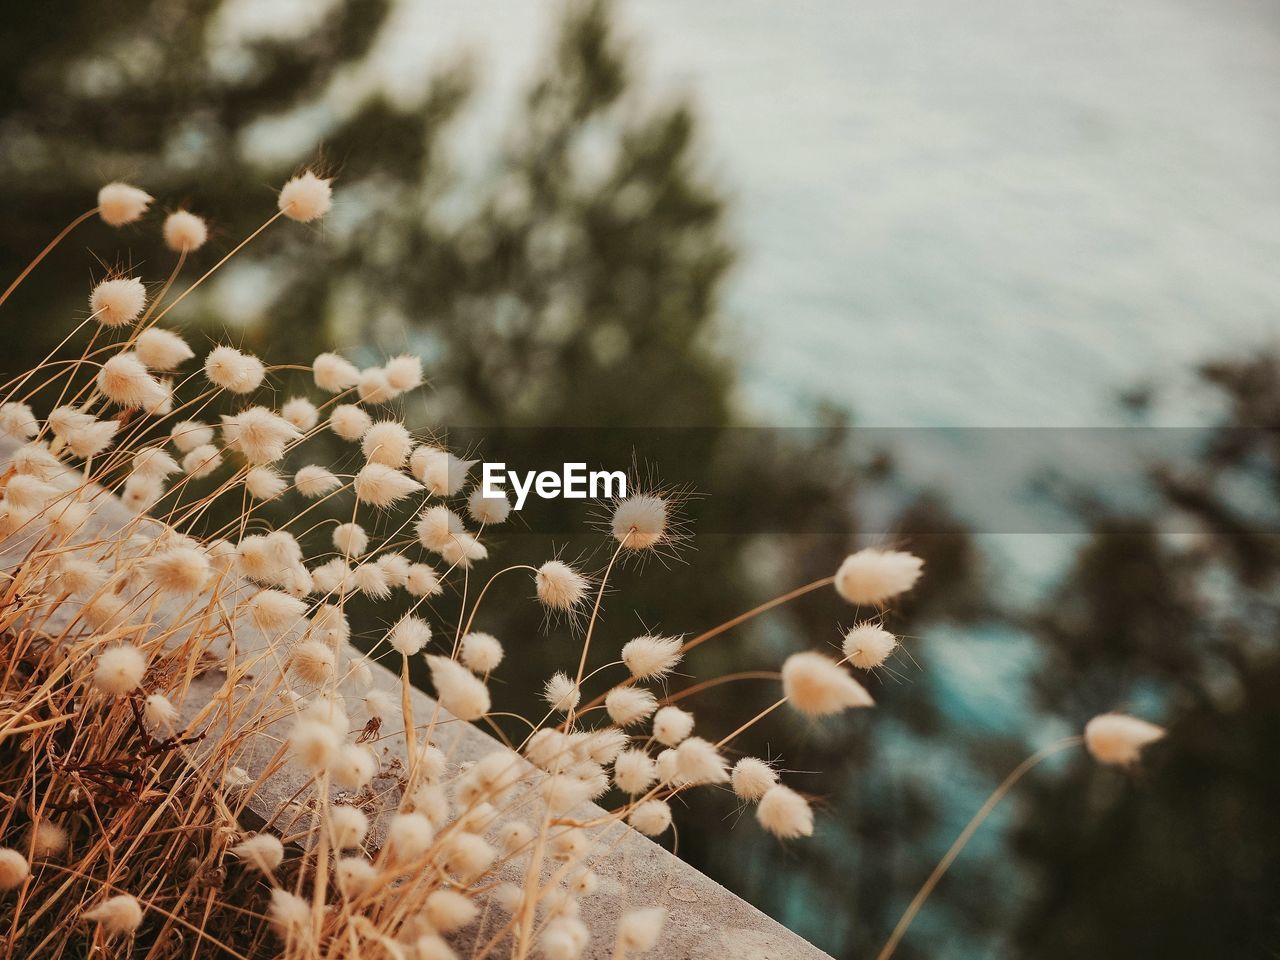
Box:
370 0 1280 429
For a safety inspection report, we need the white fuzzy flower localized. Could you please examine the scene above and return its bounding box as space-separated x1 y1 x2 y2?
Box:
93 645 147 695
356 367 393 405
468 487 511 525
280 397 319 432
616 907 666 955
135 328 194 370
782 652 874 715
621 635 682 680
182 443 222 479
606 686 658 727
90 278 147 328
278 170 332 222
460 632 503 673
388 614 432 656
535 560 589 612
313 352 361 393
843 623 897 669
384 354 423 392
406 563 443 597
1084 713 1166 766
330 404 372 441
82 894 143 936
143 694 179 731
354 463 421 508
245 466 286 500
628 800 672 837
328 806 369 849
731 757 778 801
170 420 213 452
294 464 341 498
834 548 924 606
204 346 264 394
652 706 694 747
611 494 668 550
613 749 656 795
332 522 368 557
426 656 490 721
98 182 152 226
231 834 284 875
0 403 37 439
543 672 580 713
163 210 208 251
361 420 412 467
756 785 813 839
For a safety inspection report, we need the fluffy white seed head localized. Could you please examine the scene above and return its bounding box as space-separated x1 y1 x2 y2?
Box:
414 448 476 496
313 352 360 392
245 466 286 500
330 404 373 441
290 640 335 685
163 210 208 251
0 849 29 889
28 821 68 859
756 784 814 839
425 889 478 932
843 623 897 669
544 672 580 713
543 917 590 960
426 656 490 721
93 645 147 695
498 821 535 855
1084 713 1166 766
617 907 667 954
82 894 143 935
268 889 312 940
782 652 874 715
357 367 393 405
613 749 657 795
226 407 300 464
652 706 694 746
675 736 729 785
535 560 589 612
289 719 340 773
415 505 465 552
67 419 119 458
460 631 504 673
88 277 145 330
281 397 319 432
143 694 179 732
231 834 284 875
0 403 37 439
328 806 369 849
278 170 333 222
605 686 658 727
621 635 682 680
406 563 443 597
295 464 341 498
97 352 165 408
335 856 377 897
204 346 264 394
384 354 423 392
468 487 511 525
628 800 672 837
145 546 210 595
352 562 391 598
362 420 413 467
611 494 668 550
386 812 434 864
389 614 432 656
835 548 924 606
732 757 778 801
247 588 307 634
98 182 152 226
333 522 368 557
331 744 377 789
354 463 421 508
182 443 222 479
135 328 194 370
170 420 213 452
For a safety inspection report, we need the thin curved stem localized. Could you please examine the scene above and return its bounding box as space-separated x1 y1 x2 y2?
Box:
0 207 98 309
875 735 1084 960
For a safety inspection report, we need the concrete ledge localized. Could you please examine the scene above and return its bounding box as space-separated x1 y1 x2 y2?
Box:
1 438 831 960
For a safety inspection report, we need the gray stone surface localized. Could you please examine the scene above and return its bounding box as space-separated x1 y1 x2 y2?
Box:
1 438 831 960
